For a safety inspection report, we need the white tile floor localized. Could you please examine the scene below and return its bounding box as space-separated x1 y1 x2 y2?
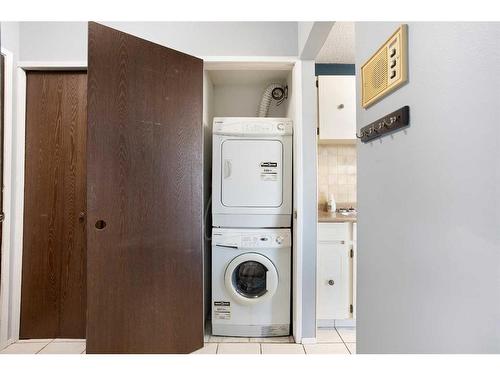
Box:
261 344 305 354
196 327 356 354
336 327 356 343
0 339 86 354
0 327 356 354
303 343 349 354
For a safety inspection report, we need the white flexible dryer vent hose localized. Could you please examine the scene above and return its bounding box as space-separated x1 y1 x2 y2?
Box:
258 83 285 117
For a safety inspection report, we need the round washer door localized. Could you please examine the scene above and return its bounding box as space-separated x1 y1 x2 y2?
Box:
224 253 279 305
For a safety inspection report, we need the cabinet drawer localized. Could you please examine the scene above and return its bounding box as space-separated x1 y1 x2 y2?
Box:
318 222 349 242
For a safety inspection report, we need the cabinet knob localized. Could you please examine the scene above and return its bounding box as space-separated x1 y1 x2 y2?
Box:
328 280 334 286
337 104 344 110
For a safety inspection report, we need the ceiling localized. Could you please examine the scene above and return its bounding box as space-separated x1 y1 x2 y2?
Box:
315 22 355 64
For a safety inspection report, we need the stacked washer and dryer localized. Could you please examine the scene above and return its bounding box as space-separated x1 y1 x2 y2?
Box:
211 117 293 337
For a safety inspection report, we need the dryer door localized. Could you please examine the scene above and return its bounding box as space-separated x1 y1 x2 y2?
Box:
221 139 283 207
224 253 279 305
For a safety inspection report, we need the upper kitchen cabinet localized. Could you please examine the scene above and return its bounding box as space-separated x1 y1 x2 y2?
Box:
317 75 356 142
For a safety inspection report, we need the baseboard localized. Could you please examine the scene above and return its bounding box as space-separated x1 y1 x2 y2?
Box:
317 319 336 328
317 319 357 328
301 337 317 344
335 319 356 328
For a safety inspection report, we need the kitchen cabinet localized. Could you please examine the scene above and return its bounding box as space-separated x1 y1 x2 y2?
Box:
317 223 353 320
317 75 356 142
352 223 357 319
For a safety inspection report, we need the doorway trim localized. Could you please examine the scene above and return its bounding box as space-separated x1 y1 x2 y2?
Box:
9 61 87 342
0 47 14 350
291 60 304 343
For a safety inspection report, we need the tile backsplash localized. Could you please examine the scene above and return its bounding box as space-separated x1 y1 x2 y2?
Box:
318 144 357 207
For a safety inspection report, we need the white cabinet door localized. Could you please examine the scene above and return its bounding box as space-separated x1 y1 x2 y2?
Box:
318 75 356 141
317 240 352 320
352 223 357 319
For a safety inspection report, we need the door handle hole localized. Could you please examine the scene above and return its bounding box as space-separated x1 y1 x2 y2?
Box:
95 220 107 230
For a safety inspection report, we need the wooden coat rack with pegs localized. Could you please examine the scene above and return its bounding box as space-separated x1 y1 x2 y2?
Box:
357 106 410 143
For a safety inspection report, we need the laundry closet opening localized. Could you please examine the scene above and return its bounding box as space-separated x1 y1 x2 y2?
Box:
202 62 299 342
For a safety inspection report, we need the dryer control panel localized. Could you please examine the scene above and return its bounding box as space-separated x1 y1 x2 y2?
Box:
213 117 293 136
212 228 291 249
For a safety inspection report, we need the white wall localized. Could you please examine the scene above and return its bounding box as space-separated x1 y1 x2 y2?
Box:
298 22 314 55
19 22 298 62
356 22 500 353
213 84 288 118
297 22 333 59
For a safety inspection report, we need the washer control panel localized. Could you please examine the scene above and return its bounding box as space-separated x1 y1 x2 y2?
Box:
213 228 291 249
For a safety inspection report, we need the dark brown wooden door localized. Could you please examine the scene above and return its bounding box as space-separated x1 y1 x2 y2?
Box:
86 22 203 354
21 71 87 339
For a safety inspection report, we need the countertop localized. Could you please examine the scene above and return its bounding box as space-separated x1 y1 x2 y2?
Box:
318 210 357 223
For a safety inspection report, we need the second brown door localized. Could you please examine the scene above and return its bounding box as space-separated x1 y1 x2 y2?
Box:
20 71 87 339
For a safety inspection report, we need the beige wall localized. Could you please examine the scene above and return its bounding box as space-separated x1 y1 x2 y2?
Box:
317 144 357 207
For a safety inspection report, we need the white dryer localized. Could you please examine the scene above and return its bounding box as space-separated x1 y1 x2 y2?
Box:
211 228 291 337
212 117 293 228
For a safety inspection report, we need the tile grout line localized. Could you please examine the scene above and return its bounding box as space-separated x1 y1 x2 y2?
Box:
336 327 357 344
335 327 351 354
35 340 54 354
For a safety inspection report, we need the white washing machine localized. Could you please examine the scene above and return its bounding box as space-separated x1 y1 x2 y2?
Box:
212 117 293 228
211 228 291 337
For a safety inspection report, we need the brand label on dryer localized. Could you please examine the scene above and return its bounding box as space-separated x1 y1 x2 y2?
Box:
213 301 231 320
260 161 278 181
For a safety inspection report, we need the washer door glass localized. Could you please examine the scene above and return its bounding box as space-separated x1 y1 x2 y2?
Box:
232 261 268 298
224 252 279 305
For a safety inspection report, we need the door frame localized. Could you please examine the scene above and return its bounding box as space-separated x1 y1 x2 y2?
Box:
8 56 305 345
0 47 14 350
8 61 86 342
291 60 304 343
